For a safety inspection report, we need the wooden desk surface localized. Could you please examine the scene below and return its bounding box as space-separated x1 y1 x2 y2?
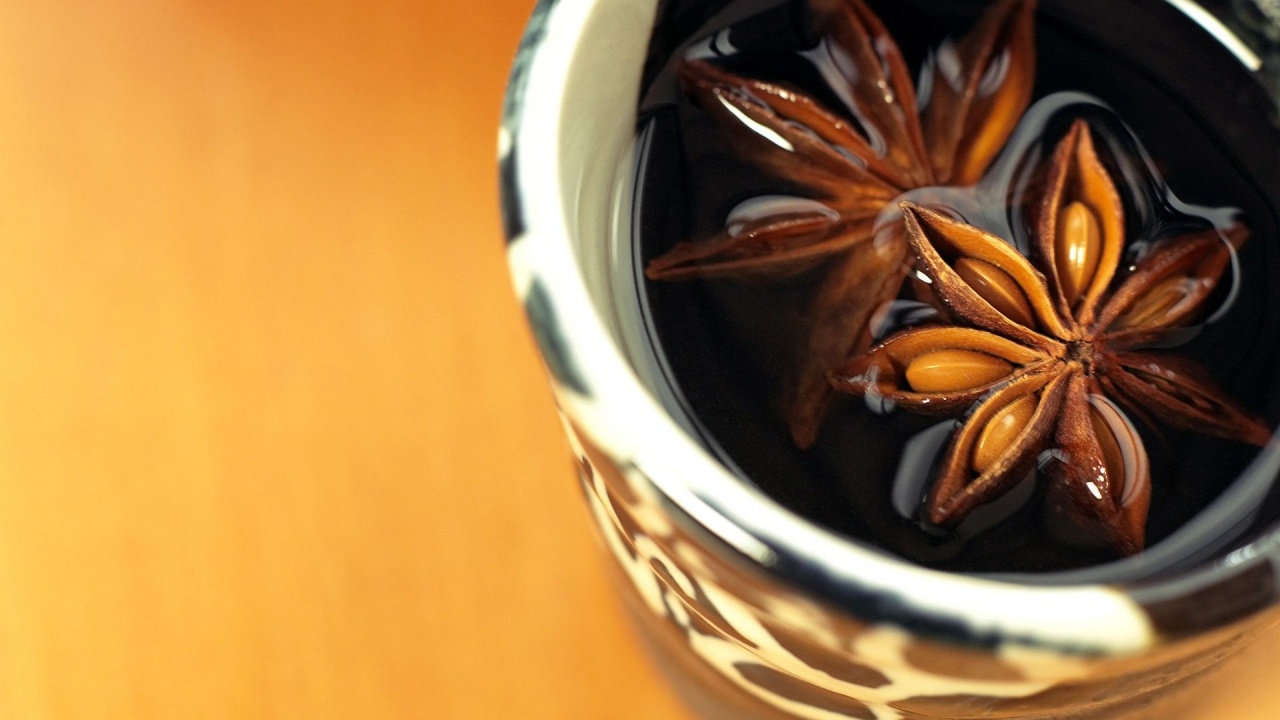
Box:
0 0 1271 717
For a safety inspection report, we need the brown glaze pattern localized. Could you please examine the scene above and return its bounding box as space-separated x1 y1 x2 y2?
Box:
565 414 1280 719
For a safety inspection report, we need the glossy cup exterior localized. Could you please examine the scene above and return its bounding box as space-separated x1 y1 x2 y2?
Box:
499 1 1280 717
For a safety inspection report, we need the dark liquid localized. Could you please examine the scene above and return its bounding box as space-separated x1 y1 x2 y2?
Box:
635 0 1280 577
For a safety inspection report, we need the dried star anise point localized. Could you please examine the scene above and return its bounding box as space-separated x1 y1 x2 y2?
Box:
1035 119 1127 328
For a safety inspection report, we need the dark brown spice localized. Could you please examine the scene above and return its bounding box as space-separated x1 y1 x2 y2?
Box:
830 120 1269 555
645 0 1038 448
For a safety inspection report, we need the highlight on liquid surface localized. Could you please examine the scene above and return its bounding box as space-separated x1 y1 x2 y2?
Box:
633 0 1280 578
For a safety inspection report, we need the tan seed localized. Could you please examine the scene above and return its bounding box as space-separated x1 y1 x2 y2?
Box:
904 349 1014 393
1090 408 1127 504
972 394 1036 474
1111 276 1186 330
953 258 1036 327
1056 201 1102 305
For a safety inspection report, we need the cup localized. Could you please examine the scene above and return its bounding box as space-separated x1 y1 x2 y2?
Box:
499 1 1280 717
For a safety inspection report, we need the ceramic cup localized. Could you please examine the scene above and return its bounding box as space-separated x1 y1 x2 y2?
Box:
499 1 1280 717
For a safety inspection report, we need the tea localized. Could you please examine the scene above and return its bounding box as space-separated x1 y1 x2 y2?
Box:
633 0 1280 576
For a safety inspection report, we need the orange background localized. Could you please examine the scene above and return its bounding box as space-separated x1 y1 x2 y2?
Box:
0 0 1271 718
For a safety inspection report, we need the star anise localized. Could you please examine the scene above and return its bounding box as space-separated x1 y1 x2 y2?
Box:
829 120 1271 555
645 0 1037 447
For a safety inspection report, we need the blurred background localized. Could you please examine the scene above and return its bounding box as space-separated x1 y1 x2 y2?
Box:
0 0 1272 717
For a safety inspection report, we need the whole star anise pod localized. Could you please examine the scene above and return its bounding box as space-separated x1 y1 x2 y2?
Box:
645 0 1037 447
829 120 1271 555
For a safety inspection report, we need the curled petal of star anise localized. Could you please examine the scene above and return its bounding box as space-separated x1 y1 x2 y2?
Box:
1102 352 1272 446
1047 372 1151 555
1097 224 1247 343
927 369 1070 524
646 213 877 281
809 0 933 186
903 204 1072 349
678 60 902 209
918 0 1037 185
1034 119 1127 326
830 325 1050 414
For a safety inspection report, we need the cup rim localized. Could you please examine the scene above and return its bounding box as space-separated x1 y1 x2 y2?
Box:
499 0 1280 655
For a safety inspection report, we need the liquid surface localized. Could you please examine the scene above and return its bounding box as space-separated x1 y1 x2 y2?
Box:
635 0 1280 577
